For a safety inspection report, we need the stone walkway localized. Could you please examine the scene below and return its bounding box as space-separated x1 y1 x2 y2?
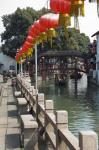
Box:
0 77 21 150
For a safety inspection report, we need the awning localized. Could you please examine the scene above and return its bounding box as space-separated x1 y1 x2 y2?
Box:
91 31 99 37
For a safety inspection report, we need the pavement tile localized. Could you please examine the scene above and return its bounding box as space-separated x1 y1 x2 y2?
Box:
0 78 21 150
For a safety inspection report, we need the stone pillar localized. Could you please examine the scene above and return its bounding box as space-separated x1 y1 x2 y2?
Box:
45 100 54 113
37 93 45 144
29 86 34 95
79 131 98 150
45 100 54 150
32 88 38 97
37 93 45 106
56 111 68 150
37 93 45 120
56 110 68 129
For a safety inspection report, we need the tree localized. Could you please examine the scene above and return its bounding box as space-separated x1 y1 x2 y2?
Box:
1 7 48 57
41 27 90 53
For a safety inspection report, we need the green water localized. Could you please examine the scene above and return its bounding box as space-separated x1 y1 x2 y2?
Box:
38 74 99 138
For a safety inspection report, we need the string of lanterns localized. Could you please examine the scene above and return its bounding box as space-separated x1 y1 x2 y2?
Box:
15 0 98 63
15 13 59 63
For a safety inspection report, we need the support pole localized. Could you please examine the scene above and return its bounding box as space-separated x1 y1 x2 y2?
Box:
74 16 79 30
19 63 21 75
16 62 17 75
20 58 23 76
35 44 37 94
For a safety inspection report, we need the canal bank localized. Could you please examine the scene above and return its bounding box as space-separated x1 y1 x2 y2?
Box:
38 73 99 140
0 74 98 149
16 74 98 149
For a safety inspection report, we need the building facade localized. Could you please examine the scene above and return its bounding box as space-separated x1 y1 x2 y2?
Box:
0 52 16 74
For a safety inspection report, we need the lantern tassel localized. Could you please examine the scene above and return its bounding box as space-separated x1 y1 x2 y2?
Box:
70 0 85 17
59 14 71 27
47 28 57 48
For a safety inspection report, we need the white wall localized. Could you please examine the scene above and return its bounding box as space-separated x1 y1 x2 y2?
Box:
0 52 16 73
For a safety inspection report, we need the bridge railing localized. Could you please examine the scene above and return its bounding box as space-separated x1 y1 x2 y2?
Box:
16 75 98 150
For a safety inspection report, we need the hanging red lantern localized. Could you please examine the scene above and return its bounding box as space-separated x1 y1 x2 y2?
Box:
50 0 71 14
22 41 33 54
28 24 37 38
33 20 43 36
17 52 21 61
60 0 71 14
49 14 59 28
39 23 47 33
39 13 59 29
26 36 34 43
40 14 50 29
15 54 18 61
50 0 59 13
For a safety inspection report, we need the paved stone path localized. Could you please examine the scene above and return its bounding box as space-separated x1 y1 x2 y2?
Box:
0 77 21 150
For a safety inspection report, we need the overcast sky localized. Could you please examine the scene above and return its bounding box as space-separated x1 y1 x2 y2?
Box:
0 0 99 44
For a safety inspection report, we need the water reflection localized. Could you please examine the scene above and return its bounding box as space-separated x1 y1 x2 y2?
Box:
38 74 99 139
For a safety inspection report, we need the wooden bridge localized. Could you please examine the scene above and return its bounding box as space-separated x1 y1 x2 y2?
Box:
38 50 88 59
35 50 89 77
15 74 98 150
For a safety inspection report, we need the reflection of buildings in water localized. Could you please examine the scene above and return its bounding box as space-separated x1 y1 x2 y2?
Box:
85 84 99 110
68 73 87 97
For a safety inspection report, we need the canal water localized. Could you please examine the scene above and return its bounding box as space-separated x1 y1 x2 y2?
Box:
38 73 99 139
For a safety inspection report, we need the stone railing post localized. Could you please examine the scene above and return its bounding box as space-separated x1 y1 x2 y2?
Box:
79 131 98 150
32 88 38 97
45 100 54 150
37 93 45 106
37 93 45 142
45 100 54 113
29 86 34 93
56 110 68 150
37 93 45 122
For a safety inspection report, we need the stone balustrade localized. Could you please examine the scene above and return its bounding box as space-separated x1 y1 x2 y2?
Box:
16 75 98 150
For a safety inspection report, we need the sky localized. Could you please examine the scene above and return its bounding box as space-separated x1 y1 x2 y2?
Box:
0 0 99 44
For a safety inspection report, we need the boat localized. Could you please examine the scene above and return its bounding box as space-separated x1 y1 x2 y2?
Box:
55 74 67 86
70 72 82 79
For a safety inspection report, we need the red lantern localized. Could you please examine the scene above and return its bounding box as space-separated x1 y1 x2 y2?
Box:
50 0 59 13
39 13 59 29
26 36 34 43
15 54 18 61
28 21 42 39
28 25 37 38
60 0 71 14
49 14 59 28
17 52 21 60
40 15 50 29
33 21 41 36
22 41 33 53
50 0 71 14
39 23 47 33
19 49 23 57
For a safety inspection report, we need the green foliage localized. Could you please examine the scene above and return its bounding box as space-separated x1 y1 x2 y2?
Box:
1 7 48 57
42 27 90 53
59 27 90 52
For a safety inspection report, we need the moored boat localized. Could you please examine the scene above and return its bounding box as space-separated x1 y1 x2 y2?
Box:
70 72 82 79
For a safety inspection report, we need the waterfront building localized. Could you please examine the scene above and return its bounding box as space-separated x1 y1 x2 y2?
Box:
92 31 99 85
